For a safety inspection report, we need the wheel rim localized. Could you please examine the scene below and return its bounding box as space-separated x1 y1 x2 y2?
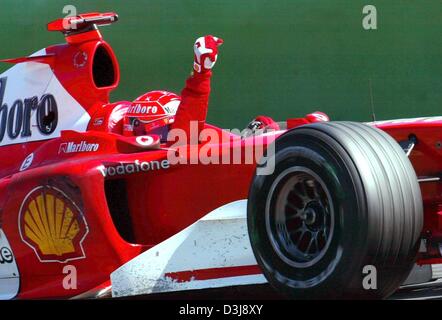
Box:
266 167 334 268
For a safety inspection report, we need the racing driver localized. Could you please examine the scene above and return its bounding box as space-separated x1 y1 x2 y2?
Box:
123 35 223 144
123 35 280 144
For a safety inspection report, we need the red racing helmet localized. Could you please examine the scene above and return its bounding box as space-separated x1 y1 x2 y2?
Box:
123 90 181 139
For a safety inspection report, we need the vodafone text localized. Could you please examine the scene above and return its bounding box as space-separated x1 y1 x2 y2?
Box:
99 159 170 177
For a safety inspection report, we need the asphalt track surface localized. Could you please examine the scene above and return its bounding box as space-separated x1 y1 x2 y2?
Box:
122 281 442 300
391 279 442 300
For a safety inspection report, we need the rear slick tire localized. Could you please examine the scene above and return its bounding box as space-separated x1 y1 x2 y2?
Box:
247 121 423 299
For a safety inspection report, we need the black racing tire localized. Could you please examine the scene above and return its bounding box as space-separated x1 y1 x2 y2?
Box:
247 121 423 299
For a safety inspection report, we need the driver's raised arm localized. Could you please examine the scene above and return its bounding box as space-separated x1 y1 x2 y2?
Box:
170 35 223 144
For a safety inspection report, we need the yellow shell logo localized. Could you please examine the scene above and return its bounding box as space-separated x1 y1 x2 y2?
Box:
19 186 88 263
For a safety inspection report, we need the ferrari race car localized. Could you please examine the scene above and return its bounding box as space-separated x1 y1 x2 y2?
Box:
0 12 440 300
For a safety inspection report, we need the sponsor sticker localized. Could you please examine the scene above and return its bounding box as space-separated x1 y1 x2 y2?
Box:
0 77 58 144
136 135 154 147
73 51 88 68
0 246 13 264
0 229 20 299
19 153 34 171
59 140 100 154
93 117 104 126
99 159 170 177
18 186 89 263
129 104 160 115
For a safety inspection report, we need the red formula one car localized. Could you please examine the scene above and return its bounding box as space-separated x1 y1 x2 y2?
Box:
0 12 440 300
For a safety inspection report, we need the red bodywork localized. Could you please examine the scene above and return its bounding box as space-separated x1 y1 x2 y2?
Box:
0 13 441 299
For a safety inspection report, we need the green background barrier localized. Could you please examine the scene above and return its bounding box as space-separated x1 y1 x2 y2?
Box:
1 0 441 128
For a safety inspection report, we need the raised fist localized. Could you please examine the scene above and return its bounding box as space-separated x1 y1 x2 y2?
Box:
193 35 223 73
